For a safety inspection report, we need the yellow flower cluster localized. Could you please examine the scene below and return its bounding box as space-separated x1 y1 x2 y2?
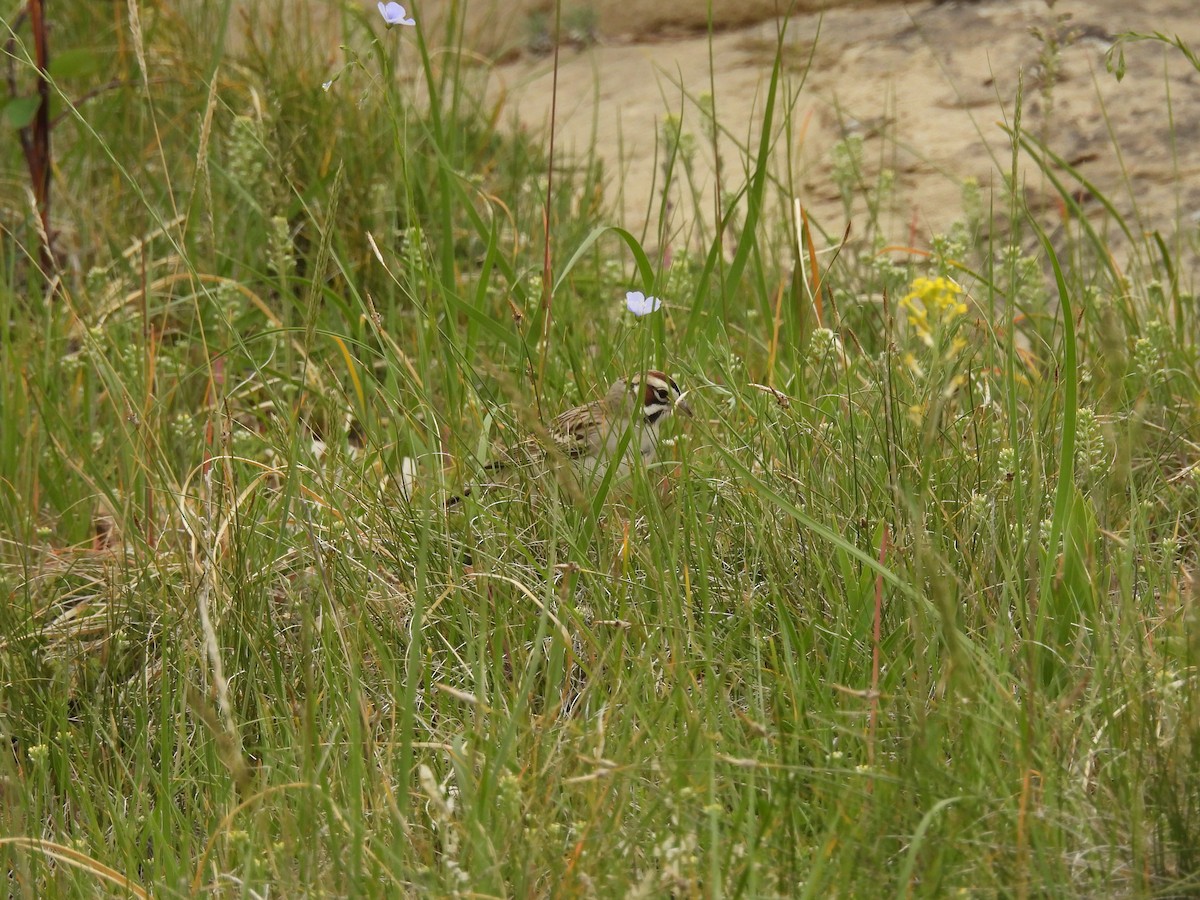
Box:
899 276 968 346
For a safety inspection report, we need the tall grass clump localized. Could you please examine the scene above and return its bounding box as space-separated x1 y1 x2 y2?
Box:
2 2 1199 896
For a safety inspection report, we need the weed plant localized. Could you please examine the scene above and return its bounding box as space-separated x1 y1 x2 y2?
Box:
1 2 1199 896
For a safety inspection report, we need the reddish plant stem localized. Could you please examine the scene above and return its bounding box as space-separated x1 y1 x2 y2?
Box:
21 0 54 273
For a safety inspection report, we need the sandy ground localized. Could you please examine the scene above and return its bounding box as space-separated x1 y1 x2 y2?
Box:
483 0 1200 267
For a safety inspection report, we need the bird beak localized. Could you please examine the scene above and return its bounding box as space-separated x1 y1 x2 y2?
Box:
674 393 693 418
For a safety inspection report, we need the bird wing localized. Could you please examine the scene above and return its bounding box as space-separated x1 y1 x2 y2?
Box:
549 405 602 460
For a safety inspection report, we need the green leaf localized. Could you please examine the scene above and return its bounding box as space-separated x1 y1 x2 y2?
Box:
49 48 103 81
2 96 41 130
552 225 654 295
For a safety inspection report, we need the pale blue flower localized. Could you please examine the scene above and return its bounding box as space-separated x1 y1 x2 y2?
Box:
625 290 662 316
377 2 415 26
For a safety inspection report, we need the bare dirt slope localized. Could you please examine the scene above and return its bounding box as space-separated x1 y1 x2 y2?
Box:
486 0 1200 268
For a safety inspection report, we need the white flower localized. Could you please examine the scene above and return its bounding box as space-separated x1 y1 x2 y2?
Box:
377 2 415 26
399 456 417 502
322 80 333 92
625 290 661 316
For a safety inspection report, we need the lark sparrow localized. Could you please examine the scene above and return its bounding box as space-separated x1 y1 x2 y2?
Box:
456 370 690 501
